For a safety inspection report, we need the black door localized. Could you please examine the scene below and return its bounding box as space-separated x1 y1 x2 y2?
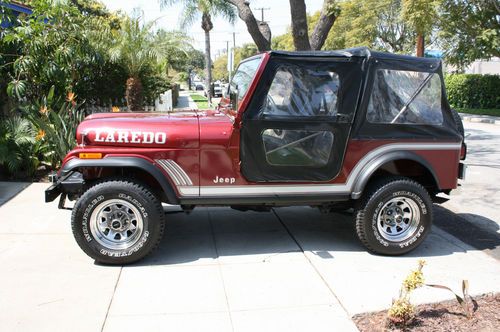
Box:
240 57 363 182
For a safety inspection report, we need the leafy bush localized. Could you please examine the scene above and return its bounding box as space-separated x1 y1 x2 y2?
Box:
2 0 126 108
0 116 42 178
445 74 500 109
22 86 84 168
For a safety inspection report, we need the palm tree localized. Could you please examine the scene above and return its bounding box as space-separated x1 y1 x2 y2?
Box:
109 16 160 112
161 0 236 104
154 30 194 76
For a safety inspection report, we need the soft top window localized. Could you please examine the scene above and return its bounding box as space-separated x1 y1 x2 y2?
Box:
367 69 443 125
261 65 340 117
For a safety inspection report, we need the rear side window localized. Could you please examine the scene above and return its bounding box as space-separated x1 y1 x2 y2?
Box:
367 69 443 125
261 65 340 117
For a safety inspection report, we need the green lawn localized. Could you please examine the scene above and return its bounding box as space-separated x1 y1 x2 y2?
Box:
190 94 211 109
456 108 500 117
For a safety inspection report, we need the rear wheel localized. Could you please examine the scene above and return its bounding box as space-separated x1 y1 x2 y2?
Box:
71 179 165 265
355 177 432 255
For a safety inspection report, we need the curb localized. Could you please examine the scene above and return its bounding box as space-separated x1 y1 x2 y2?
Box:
460 114 500 125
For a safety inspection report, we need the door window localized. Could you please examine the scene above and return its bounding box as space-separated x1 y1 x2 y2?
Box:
262 129 334 167
261 65 340 117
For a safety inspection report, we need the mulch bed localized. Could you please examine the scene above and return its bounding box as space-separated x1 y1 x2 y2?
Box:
353 293 500 332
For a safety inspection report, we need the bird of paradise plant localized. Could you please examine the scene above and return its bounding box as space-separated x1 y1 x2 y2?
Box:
23 86 85 168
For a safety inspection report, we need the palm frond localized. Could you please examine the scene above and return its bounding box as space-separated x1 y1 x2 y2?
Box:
179 3 201 29
210 0 237 24
160 0 237 27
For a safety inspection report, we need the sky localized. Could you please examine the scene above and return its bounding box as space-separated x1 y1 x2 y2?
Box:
101 0 325 57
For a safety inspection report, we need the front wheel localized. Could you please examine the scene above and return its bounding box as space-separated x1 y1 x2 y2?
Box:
71 179 165 265
355 177 432 255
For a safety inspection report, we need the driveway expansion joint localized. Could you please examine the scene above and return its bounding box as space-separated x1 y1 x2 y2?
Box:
271 208 353 318
207 208 235 332
101 267 123 332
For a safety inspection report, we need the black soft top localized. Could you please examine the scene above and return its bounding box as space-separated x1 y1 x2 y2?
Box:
269 47 441 67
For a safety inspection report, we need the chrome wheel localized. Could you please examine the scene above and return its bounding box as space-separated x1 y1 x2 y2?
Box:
90 199 144 250
377 196 420 242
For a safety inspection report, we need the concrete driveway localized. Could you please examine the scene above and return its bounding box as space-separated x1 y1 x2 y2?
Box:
439 121 500 259
1 122 499 332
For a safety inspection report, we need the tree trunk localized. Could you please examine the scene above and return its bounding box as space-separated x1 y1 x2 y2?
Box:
125 76 143 112
416 33 424 57
289 0 311 50
202 12 213 105
227 0 271 51
310 0 338 50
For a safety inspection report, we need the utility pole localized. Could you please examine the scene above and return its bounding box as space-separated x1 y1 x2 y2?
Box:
232 32 237 73
227 40 232 84
254 7 270 22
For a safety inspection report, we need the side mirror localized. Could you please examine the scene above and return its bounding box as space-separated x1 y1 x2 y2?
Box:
229 85 239 111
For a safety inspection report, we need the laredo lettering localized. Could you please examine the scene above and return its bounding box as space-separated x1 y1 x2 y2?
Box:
93 130 167 144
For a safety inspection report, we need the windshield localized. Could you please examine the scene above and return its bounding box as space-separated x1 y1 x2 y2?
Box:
229 55 263 100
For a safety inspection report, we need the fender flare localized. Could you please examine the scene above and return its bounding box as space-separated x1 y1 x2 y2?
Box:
61 157 179 204
350 151 440 199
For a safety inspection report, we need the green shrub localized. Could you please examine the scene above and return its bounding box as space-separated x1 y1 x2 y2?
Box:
445 74 500 109
0 116 41 178
22 86 85 168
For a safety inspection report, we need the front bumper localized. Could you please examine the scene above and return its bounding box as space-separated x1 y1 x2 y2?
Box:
45 171 85 203
45 179 62 203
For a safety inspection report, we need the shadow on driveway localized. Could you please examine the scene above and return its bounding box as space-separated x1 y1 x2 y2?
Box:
134 205 500 267
0 182 30 207
434 205 500 260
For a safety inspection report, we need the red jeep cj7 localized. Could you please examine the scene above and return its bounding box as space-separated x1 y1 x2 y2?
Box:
46 48 466 264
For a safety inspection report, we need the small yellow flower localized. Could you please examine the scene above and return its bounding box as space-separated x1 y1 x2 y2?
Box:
36 129 46 141
66 91 76 103
39 106 49 116
403 260 426 292
111 106 120 113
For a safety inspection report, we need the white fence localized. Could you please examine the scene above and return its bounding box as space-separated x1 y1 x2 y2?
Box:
87 89 173 114
154 90 173 112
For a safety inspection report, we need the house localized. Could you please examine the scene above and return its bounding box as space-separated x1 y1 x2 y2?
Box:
0 1 32 28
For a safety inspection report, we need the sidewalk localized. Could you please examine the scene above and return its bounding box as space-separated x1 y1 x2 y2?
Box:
460 113 500 125
175 91 198 110
1 183 500 331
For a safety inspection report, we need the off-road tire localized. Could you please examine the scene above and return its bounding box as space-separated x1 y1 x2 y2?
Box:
71 179 165 265
355 177 433 255
450 108 465 138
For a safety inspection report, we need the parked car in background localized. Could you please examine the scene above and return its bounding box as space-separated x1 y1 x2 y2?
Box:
204 82 223 97
194 82 204 91
213 82 223 97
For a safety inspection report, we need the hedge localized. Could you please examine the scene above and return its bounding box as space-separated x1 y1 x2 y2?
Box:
444 74 500 109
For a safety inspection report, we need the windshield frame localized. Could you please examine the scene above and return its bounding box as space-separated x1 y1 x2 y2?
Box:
228 54 264 105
